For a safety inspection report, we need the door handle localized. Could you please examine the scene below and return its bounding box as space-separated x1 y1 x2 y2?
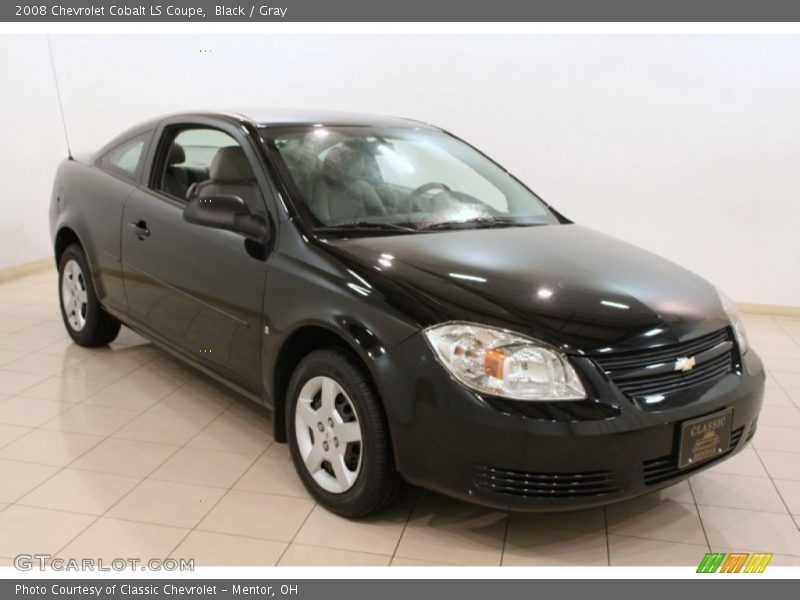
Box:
128 220 150 240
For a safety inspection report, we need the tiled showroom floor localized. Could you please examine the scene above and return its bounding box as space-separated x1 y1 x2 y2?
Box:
0 267 799 567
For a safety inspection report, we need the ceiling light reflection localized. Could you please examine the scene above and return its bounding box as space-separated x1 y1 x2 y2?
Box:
643 394 665 404
346 269 372 289
601 300 630 310
449 273 487 283
346 283 370 297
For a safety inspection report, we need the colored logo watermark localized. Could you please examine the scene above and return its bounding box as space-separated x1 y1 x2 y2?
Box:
697 552 773 573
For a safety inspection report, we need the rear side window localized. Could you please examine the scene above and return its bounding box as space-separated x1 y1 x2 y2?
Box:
100 133 150 181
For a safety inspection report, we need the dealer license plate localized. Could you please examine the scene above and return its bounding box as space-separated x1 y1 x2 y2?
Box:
678 408 733 469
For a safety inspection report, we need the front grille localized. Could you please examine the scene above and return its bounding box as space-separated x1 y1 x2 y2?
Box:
473 465 620 498
642 425 745 486
592 328 735 399
612 352 733 397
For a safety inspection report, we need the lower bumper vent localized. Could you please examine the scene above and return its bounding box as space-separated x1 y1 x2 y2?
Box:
745 419 758 442
642 425 745 486
473 465 621 498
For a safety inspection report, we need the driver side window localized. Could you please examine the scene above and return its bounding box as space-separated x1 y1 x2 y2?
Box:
154 127 261 213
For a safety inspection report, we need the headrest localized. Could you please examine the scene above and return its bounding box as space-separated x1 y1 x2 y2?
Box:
167 143 185 165
210 146 254 183
322 144 366 182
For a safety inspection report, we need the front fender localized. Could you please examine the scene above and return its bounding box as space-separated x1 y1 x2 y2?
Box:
260 223 422 440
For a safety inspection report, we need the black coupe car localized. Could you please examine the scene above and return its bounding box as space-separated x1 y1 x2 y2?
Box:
49 109 764 517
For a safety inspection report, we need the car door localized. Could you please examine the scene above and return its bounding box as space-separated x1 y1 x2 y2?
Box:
121 119 272 393
82 131 153 315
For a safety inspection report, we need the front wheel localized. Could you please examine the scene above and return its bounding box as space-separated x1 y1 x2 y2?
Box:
58 244 121 347
286 349 401 518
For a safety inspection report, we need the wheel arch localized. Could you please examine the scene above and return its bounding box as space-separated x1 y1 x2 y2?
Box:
54 226 84 266
270 320 385 443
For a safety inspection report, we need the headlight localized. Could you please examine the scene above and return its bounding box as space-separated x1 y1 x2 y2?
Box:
716 288 748 354
423 322 587 401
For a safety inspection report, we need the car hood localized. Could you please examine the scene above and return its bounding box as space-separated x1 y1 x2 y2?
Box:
323 224 728 354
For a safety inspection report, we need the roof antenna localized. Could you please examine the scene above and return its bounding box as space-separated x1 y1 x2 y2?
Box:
47 35 72 159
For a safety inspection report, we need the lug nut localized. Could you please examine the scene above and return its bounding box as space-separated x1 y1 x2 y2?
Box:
322 441 329 451
333 438 339 448
327 417 334 427
317 422 324 432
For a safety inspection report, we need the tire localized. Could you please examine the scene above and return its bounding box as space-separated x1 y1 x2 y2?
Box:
58 244 121 347
286 349 401 518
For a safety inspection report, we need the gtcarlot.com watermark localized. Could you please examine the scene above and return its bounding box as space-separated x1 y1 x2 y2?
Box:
14 554 194 572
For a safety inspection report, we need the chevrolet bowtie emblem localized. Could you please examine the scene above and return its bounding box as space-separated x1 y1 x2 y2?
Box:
674 356 697 372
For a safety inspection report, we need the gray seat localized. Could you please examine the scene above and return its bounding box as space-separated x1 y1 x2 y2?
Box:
163 143 189 198
309 144 387 223
189 146 258 209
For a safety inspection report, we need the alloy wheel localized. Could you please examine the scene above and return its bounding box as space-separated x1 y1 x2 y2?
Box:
61 259 88 332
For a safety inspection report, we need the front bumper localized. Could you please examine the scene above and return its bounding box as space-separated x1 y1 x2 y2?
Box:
377 333 765 511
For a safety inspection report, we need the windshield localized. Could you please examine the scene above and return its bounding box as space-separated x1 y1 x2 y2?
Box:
261 125 559 233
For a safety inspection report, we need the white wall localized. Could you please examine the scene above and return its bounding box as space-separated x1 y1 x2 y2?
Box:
0 36 68 270
2 34 798 306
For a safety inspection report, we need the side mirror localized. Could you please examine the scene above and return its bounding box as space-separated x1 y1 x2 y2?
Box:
183 195 269 241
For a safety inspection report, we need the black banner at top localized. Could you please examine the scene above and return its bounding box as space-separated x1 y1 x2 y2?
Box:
4 0 800 22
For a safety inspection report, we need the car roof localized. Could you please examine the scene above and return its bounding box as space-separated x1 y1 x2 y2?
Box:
98 110 443 158
218 108 440 130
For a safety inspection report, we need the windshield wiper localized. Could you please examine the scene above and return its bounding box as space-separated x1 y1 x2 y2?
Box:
314 221 418 233
420 217 525 231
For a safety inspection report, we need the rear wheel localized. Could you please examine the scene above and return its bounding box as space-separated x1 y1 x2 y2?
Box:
58 244 121 347
286 349 401 517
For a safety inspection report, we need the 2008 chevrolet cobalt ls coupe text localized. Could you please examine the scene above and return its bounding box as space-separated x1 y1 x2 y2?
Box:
49 110 764 517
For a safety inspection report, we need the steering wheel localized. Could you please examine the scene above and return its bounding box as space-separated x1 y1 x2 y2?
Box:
402 182 451 213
